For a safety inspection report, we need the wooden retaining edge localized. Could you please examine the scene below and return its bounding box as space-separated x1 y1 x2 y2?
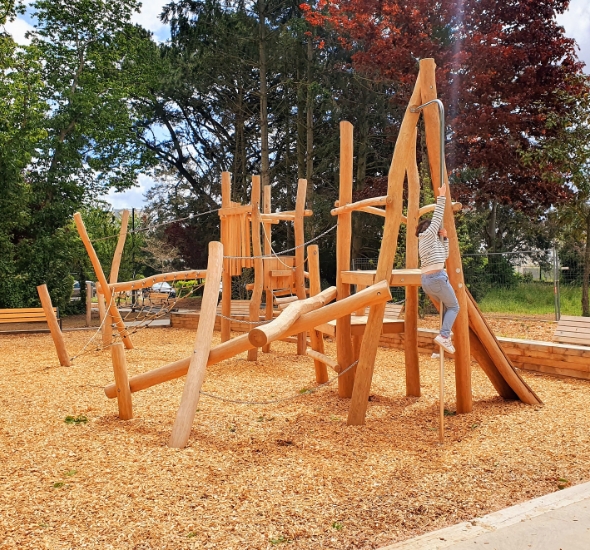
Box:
380 329 590 382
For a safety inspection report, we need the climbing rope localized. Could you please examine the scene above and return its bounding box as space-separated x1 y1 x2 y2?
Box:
199 359 359 405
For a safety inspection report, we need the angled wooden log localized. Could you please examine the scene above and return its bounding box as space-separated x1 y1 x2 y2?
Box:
37 284 71 367
74 212 133 349
168 241 224 448
248 175 263 361
248 286 337 347
347 68 423 426
420 57 472 413
336 121 356 397
105 281 391 399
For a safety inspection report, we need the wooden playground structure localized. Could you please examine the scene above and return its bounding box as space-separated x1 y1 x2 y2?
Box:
68 58 544 448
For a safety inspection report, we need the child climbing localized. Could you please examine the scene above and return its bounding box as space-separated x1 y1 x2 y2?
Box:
416 183 459 354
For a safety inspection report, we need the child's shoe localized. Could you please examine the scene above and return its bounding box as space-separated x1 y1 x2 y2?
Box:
434 334 455 354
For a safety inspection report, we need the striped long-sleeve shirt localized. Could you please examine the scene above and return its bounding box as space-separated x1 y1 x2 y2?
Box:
418 195 449 274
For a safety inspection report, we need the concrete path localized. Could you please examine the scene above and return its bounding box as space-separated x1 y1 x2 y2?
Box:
380 481 590 550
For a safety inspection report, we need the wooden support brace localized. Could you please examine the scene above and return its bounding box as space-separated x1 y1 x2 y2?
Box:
37 284 71 367
306 348 340 372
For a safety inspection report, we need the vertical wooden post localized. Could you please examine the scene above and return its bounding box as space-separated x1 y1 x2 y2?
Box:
347 74 423 425
37 284 71 367
73 213 133 349
419 58 472 414
262 185 273 353
307 244 328 383
111 342 133 420
169 241 224 448
404 128 421 397
248 175 263 361
294 178 308 355
220 172 232 342
336 121 356 397
85 281 93 327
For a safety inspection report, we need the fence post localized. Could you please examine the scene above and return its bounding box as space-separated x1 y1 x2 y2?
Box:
554 246 561 322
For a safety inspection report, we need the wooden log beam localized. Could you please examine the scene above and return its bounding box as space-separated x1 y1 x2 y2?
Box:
405 128 421 397
263 185 273 354
168 241 224 448
111 342 133 419
248 175 263 361
331 196 387 216
37 284 71 367
74 212 133 349
307 244 329 383
419 57 472 413
294 178 308 355
249 286 337 347
306 348 339 372
104 281 391 399
85 282 93 327
347 65 422 425
221 172 232 342
336 121 356 398
109 270 207 293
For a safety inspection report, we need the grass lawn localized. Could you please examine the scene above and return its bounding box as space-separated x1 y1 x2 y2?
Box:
477 282 584 316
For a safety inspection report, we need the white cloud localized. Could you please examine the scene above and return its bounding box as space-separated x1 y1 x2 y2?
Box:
556 0 590 71
131 0 170 41
104 174 157 210
3 15 34 45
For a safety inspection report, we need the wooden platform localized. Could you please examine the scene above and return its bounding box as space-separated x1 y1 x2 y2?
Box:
340 268 422 287
380 329 590 381
316 317 405 338
171 300 266 333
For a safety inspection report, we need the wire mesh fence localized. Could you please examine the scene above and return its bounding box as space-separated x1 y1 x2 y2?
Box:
352 249 590 319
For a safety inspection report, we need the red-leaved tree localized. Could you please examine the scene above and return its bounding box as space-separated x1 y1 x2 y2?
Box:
304 0 585 249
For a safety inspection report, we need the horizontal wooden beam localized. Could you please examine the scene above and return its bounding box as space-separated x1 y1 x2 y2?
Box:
104 281 392 399
107 270 207 293
331 196 388 216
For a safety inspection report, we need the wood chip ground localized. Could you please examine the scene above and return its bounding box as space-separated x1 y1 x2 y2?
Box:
1 319 588 549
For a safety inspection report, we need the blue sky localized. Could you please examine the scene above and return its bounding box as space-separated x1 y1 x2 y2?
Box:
5 0 590 210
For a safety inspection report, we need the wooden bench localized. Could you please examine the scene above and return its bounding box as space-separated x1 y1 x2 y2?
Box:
0 307 62 329
553 315 590 347
147 292 171 306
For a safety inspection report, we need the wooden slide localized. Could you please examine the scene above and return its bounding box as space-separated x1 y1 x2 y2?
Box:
466 291 542 405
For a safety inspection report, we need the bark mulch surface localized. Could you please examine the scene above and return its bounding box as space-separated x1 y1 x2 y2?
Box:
1 325 589 549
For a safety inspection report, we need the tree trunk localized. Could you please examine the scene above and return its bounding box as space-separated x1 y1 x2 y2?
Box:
233 86 247 203
258 0 270 192
486 200 498 251
297 65 306 179
305 34 314 207
582 212 590 316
